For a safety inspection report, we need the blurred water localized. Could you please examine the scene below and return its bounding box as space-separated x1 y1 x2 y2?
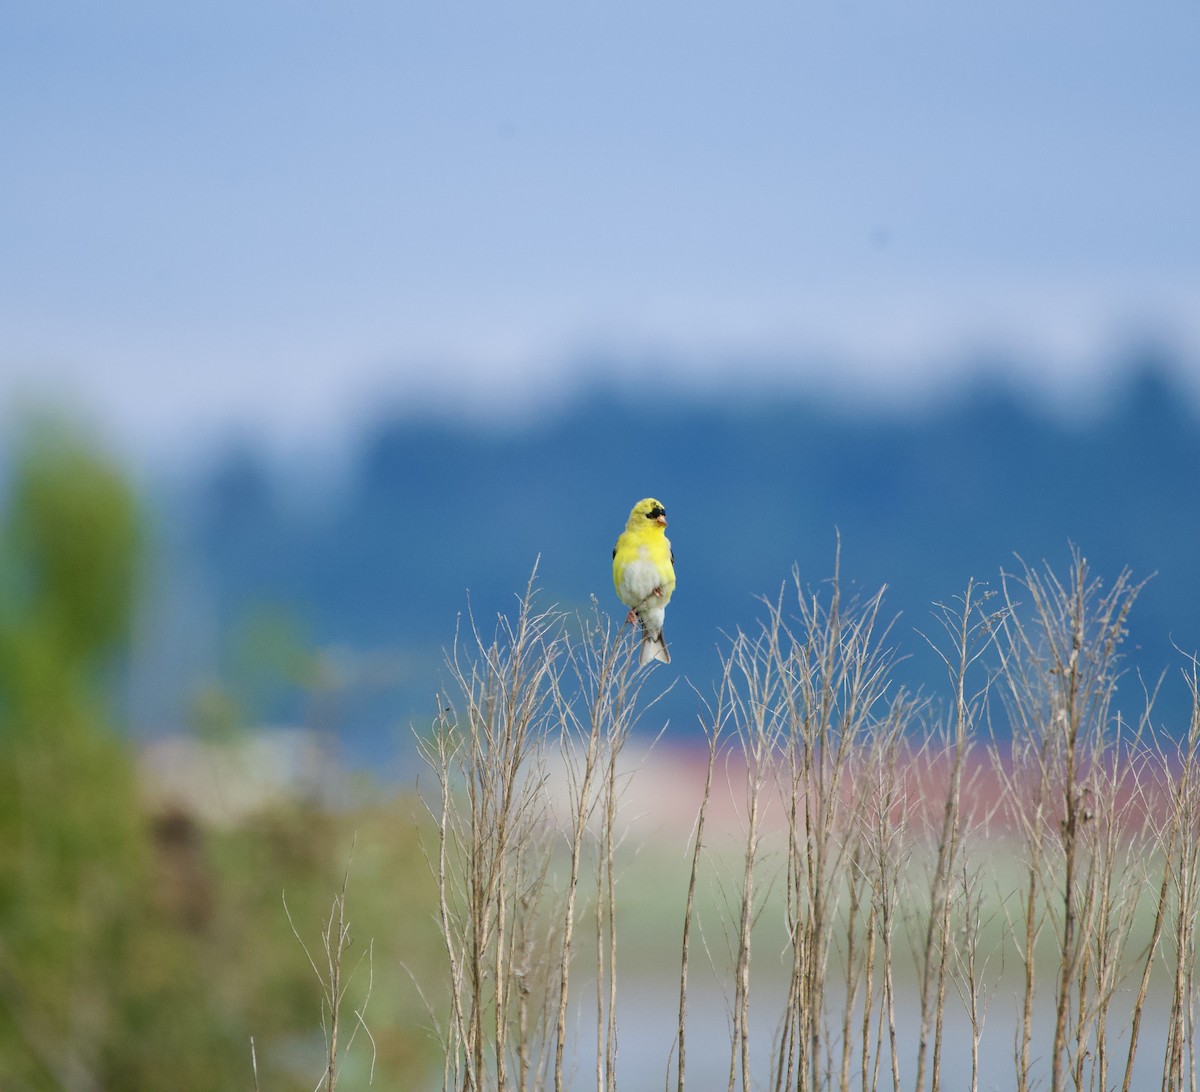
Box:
609 974 1171 1091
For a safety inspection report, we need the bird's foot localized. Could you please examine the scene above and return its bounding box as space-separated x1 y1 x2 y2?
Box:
625 609 638 625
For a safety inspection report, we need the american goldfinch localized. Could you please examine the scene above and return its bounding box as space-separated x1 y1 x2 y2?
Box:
612 497 676 665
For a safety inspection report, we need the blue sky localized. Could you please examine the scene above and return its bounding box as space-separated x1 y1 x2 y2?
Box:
3 1 1198 460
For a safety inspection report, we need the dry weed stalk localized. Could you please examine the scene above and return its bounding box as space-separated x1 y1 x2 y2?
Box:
774 561 905 1092
911 580 1005 1092
420 575 649 1092
946 856 995 1092
1156 664 1200 1092
722 611 786 1092
672 664 734 1092
420 579 564 1091
684 554 937 1092
412 550 1200 1092
855 707 916 1092
551 602 651 1092
284 841 376 1092
990 549 1152 1092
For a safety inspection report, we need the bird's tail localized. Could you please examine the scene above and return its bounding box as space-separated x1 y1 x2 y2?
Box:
639 630 670 666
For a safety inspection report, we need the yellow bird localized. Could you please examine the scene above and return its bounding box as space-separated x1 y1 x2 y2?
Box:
612 497 676 665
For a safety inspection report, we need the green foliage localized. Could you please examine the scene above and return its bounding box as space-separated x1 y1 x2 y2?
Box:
1 426 139 668
0 425 147 1087
0 422 442 1089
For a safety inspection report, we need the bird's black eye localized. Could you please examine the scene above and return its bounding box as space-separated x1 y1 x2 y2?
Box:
646 504 665 520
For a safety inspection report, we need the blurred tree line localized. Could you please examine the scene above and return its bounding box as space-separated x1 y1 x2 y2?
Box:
0 424 439 1089
194 352 1200 761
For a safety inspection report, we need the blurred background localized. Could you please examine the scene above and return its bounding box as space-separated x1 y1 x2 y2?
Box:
2 1 1199 1086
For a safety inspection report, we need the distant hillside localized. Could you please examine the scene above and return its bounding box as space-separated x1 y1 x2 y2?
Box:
168 352 1200 764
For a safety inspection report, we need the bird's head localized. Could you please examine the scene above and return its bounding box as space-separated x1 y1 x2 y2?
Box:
627 497 668 532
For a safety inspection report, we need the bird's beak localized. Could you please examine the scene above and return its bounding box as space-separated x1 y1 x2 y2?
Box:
656 514 668 527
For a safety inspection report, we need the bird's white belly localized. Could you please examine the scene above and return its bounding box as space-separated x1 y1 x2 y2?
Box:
618 556 670 609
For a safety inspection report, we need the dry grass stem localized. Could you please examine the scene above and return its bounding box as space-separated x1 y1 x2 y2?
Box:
419 572 655 1091
412 549 1200 1092
284 838 375 1092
